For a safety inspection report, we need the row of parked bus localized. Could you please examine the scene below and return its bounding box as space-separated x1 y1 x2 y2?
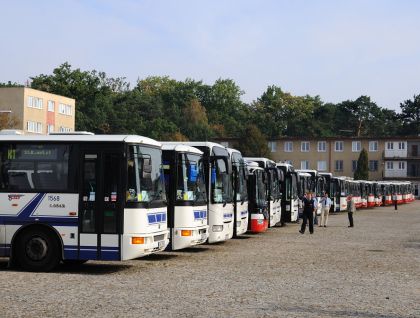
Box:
0 132 415 271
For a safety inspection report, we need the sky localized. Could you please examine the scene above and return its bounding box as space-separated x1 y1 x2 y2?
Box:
1 0 420 111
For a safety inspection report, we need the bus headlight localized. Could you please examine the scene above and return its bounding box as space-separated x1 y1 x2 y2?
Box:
212 225 223 232
181 230 192 237
132 237 145 244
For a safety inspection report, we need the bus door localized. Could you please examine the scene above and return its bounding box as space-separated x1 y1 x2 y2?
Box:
79 149 122 261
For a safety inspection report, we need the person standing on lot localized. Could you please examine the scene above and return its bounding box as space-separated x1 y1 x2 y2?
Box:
299 192 316 234
347 194 356 227
313 195 319 225
319 192 332 227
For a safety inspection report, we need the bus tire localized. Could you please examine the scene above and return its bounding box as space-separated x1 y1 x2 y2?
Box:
15 227 61 272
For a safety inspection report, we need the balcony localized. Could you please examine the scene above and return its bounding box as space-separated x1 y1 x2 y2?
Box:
384 169 407 178
383 149 408 159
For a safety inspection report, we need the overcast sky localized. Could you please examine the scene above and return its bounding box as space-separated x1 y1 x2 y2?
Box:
1 0 420 110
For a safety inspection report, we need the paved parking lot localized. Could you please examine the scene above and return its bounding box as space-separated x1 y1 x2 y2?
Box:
1 201 420 318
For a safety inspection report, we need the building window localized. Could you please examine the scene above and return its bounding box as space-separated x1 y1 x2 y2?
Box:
48 100 55 112
47 124 54 133
59 126 71 133
398 162 405 170
369 141 378 152
352 141 361 152
317 141 326 152
398 142 405 150
27 121 43 134
335 160 343 171
352 160 358 172
301 141 310 152
386 142 393 150
59 103 72 116
284 141 293 152
386 162 393 170
268 141 277 153
335 141 343 152
317 161 327 171
301 160 309 169
369 160 378 172
220 141 229 147
27 96 43 109
285 160 293 165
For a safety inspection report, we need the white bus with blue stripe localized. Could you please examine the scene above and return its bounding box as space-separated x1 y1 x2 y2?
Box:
227 148 249 236
173 142 234 243
161 143 209 250
0 134 169 271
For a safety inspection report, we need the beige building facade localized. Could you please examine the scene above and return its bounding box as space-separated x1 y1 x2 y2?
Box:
0 87 75 134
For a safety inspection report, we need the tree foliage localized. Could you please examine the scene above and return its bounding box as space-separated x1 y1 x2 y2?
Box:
21 62 419 158
354 148 369 180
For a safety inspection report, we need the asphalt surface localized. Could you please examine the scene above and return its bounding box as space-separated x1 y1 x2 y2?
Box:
1 201 419 317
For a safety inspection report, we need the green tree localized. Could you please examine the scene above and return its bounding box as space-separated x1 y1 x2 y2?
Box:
399 95 420 136
338 96 383 137
354 148 369 180
234 124 270 157
30 62 129 133
0 81 24 87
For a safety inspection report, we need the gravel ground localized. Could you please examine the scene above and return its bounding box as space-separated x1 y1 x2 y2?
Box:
1 201 420 318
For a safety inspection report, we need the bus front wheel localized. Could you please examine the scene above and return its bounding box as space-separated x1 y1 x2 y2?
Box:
15 227 60 272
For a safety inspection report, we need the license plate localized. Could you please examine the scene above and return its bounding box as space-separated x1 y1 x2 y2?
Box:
201 233 207 240
158 241 164 248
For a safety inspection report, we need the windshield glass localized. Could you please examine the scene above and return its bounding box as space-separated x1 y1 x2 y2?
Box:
176 153 207 204
126 145 165 203
269 169 281 200
232 153 248 202
316 178 325 197
255 170 266 207
211 157 232 203
291 173 298 199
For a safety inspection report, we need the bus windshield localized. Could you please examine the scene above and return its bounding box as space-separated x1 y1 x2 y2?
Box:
211 158 232 203
291 173 298 199
176 153 207 204
256 170 266 207
232 153 248 202
270 169 281 200
126 145 165 203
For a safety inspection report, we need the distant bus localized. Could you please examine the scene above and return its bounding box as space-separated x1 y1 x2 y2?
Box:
228 148 249 236
246 161 268 233
161 143 209 250
0 134 169 271
245 158 281 227
179 142 234 243
277 163 298 223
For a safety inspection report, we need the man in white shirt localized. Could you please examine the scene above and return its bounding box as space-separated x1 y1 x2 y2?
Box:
319 192 332 227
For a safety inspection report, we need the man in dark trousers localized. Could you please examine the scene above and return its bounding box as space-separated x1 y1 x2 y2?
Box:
299 192 316 234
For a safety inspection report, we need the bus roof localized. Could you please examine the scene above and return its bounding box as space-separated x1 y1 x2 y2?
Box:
161 143 203 155
244 157 275 167
0 134 161 147
227 147 242 156
165 141 227 151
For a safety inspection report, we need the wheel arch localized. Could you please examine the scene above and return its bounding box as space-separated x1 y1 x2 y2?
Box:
10 223 65 263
